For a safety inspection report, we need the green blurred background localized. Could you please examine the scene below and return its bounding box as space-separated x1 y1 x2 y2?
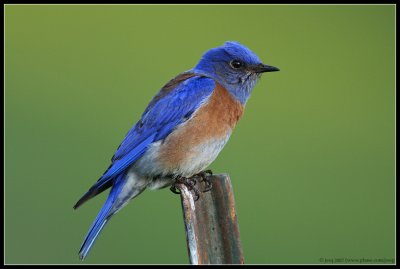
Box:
5 4 395 264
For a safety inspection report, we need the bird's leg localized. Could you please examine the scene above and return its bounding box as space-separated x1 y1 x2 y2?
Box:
193 169 213 192
170 176 200 201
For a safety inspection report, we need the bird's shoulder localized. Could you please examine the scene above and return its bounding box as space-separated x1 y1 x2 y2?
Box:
142 72 214 116
144 72 198 113
137 72 216 132
111 72 216 162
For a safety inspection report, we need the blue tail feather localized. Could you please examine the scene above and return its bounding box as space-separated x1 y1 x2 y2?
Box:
78 174 126 260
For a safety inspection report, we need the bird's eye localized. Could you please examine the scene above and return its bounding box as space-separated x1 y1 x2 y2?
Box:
230 60 244 69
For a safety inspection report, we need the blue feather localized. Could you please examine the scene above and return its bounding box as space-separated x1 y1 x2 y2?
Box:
78 173 126 260
106 76 215 171
76 76 217 259
101 134 156 181
103 76 215 179
74 75 215 208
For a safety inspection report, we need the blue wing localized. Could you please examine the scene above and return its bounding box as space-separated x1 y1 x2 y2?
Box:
74 74 216 209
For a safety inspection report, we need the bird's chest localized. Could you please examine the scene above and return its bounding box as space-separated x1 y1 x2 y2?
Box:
134 84 244 177
153 84 244 176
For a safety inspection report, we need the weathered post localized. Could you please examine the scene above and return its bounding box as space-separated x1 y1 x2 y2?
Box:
179 173 244 265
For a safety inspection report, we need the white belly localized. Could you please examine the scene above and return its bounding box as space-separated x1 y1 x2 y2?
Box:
132 134 231 178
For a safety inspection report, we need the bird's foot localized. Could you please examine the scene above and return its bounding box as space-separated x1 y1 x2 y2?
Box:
193 169 213 193
170 170 213 201
170 176 201 201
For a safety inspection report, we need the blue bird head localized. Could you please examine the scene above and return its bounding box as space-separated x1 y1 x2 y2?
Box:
191 41 279 104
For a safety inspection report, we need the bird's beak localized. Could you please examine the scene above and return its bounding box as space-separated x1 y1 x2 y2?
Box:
252 63 280 73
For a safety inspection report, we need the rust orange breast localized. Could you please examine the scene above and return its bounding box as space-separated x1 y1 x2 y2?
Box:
157 83 244 169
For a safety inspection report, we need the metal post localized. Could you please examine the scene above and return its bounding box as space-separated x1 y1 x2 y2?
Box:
179 173 244 265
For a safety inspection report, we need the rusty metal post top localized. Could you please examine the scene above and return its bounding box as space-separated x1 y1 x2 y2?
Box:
179 173 244 265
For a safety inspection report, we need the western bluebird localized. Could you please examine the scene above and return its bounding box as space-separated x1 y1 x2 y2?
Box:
74 41 279 260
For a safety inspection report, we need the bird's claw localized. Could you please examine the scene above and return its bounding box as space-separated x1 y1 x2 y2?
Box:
170 176 200 201
170 171 213 201
193 170 213 192
169 185 181 194
201 177 213 193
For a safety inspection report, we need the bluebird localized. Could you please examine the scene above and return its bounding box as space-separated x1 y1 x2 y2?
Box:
74 41 279 260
